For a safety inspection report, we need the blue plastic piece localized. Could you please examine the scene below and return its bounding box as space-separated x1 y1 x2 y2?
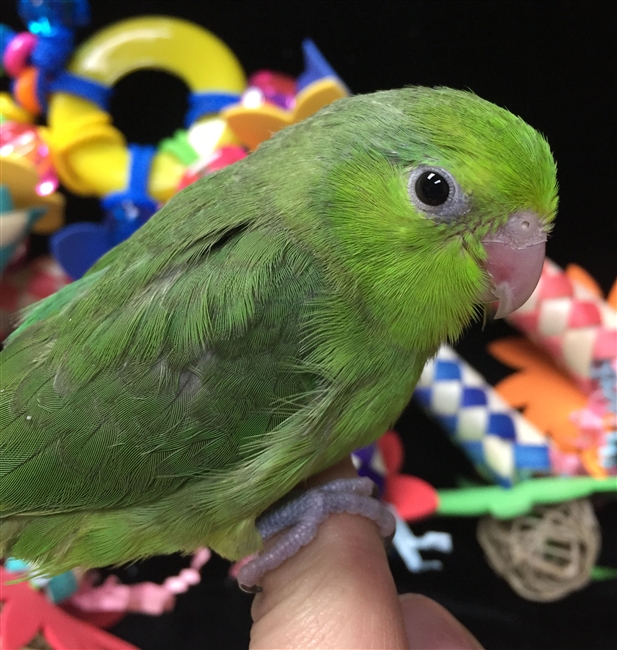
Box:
51 71 112 110
101 144 158 245
592 360 617 410
599 432 617 469
461 387 488 407
513 444 551 470
487 413 516 440
35 67 50 114
412 386 432 409
19 0 90 35
297 39 347 92
461 441 485 465
52 146 159 279
31 26 74 72
27 27 75 113
16 1 89 113
185 91 241 127
51 222 112 280
434 360 462 381
352 443 385 497
439 414 458 433
0 24 17 60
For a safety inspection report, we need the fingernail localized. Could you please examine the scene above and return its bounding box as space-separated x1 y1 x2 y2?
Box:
400 593 484 649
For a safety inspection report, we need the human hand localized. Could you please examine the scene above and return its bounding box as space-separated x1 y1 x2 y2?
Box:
249 457 483 649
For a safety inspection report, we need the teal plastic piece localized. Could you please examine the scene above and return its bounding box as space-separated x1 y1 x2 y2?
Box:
47 570 79 602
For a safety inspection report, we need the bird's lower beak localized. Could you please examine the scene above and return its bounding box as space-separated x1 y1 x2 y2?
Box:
482 211 547 319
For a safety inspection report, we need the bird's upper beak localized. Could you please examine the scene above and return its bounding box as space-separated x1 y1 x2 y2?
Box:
481 211 547 319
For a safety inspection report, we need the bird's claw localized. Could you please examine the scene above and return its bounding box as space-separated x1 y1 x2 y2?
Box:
236 477 395 590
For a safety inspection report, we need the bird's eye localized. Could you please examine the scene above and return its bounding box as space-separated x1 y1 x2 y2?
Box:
408 165 469 220
415 171 450 206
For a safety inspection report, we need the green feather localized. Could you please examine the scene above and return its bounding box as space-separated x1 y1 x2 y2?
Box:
0 87 557 575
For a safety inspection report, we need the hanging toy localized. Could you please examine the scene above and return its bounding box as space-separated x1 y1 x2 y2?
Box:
2 0 91 117
44 15 246 278
45 15 245 200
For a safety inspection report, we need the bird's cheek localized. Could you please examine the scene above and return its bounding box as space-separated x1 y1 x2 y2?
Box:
481 211 547 319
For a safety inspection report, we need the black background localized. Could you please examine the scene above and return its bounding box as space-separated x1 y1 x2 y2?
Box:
3 1 616 648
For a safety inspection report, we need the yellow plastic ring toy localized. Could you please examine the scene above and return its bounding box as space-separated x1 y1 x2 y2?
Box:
46 16 246 201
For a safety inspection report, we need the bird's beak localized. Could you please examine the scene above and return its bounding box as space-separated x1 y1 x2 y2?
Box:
481 211 547 319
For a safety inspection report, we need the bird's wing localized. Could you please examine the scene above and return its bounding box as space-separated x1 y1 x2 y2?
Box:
1 180 324 517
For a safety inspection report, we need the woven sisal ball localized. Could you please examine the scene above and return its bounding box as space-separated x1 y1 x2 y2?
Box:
477 498 601 601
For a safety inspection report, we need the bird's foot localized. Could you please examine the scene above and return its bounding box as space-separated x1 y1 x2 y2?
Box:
237 477 395 592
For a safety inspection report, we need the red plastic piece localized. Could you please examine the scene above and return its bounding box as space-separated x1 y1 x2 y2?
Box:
0 566 137 650
378 431 439 521
177 145 247 190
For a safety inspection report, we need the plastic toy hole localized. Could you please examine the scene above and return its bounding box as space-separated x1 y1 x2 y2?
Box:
109 69 190 145
0 76 12 96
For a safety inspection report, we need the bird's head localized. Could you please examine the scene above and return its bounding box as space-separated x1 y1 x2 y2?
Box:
304 87 558 348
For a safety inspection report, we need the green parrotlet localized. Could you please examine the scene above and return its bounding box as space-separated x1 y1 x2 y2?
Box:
0 87 557 588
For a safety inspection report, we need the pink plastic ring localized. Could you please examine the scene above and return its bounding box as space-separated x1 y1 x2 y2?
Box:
3 32 38 78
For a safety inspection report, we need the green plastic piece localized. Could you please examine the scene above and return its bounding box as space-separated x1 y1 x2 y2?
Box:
158 129 200 165
437 476 617 519
590 566 617 581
